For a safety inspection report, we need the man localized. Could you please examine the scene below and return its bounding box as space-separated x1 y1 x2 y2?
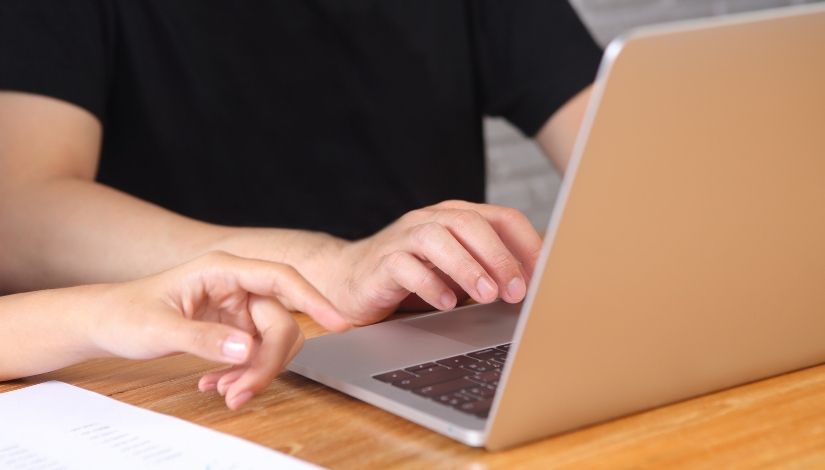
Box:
0 1 601 325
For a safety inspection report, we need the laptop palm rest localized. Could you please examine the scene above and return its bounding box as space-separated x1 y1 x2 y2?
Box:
290 302 521 380
288 302 523 445
401 301 520 347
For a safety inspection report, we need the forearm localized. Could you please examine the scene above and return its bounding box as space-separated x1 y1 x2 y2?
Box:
0 284 106 381
0 178 221 291
536 85 593 172
0 178 345 298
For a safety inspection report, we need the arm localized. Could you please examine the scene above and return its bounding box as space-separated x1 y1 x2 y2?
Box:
534 85 593 172
0 92 339 295
0 92 542 325
0 252 348 409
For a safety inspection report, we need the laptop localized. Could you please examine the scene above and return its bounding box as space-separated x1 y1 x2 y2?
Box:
288 4 825 450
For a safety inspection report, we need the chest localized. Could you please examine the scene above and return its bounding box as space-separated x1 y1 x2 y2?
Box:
107 1 478 127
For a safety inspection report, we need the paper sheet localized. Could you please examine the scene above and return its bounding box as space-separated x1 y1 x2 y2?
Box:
0 381 320 469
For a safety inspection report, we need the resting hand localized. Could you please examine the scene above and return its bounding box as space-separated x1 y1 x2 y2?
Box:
323 200 543 326
90 252 348 409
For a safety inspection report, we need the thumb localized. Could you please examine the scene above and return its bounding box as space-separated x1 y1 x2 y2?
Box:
158 317 254 365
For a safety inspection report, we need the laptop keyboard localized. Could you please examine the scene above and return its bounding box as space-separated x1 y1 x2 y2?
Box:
372 343 510 419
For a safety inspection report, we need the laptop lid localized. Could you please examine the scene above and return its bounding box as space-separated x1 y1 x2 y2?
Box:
486 4 825 450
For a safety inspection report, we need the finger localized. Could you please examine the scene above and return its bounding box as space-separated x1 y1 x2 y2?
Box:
403 223 499 303
437 201 543 278
199 373 219 392
199 365 243 392
195 252 351 332
154 315 255 365
283 331 304 367
224 295 301 410
436 209 526 303
382 251 457 310
217 368 246 396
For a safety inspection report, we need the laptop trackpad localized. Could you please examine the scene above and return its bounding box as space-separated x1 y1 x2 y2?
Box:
401 302 521 347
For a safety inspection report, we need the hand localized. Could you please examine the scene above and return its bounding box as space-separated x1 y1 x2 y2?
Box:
322 200 543 326
90 251 348 410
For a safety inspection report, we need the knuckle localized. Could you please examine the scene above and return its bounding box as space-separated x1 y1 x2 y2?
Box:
411 222 444 246
488 251 515 272
451 209 482 230
399 207 429 225
527 245 543 262
266 265 300 294
263 306 298 334
383 251 409 271
412 269 437 294
499 206 528 225
260 315 294 341
283 318 301 340
462 262 488 282
437 199 467 209
200 250 232 265
275 263 300 278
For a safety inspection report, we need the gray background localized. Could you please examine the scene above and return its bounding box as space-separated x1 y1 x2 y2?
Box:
485 0 820 229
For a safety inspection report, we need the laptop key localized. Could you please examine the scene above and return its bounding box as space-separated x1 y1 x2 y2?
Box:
373 370 415 383
495 344 511 352
406 364 447 376
391 367 467 390
467 348 498 361
457 398 494 418
436 392 479 407
374 352 504 418
461 362 495 374
468 370 501 385
436 355 480 368
414 378 477 398
404 362 439 374
464 384 496 399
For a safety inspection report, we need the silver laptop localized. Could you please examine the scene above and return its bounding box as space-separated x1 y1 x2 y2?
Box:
288 4 825 450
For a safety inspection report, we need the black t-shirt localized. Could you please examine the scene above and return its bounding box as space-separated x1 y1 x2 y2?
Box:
0 1 601 239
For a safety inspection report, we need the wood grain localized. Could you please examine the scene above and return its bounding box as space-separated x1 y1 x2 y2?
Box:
3 312 824 469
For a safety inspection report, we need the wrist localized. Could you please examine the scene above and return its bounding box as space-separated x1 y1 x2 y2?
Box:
0 284 113 380
206 227 350 309
68 283 123 361
285 232 349 301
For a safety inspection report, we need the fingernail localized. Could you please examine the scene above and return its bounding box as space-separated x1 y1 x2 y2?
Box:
507 277 526 301
228 391 254 410
199 379 217 392
222 335 249 361
440 292 456 310
476 276 497 302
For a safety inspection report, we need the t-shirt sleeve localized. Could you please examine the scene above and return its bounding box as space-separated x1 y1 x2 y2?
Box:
0 0 110 121
469 0 603 136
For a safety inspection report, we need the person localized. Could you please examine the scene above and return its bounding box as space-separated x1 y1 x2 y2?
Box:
0 251 350 410
0 3 600 335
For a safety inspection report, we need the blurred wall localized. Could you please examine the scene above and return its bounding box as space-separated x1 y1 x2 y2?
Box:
485 0 821 229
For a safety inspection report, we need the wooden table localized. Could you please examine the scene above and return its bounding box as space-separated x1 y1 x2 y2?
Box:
3 313 825 469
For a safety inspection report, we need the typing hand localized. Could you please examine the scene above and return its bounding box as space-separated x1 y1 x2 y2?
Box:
90 252 348 410
325 200 543 326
